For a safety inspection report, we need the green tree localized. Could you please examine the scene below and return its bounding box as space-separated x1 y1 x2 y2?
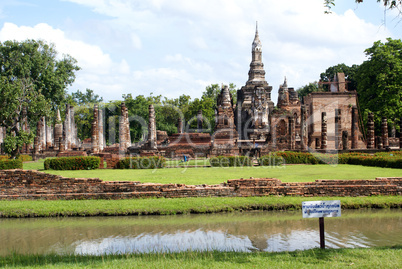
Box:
70 88 103 105
325 0 402 15
0 40 79 158
296 82 320 101
356 38 402 133
320 63 359 92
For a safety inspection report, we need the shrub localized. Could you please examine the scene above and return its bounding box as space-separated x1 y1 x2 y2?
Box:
44 156 101 170
210 156 252 167
0 155 32 162
0 159 23 169
116 156 166 169
258 154 285 166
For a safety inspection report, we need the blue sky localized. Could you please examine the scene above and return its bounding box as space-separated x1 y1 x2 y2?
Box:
0 0 400 103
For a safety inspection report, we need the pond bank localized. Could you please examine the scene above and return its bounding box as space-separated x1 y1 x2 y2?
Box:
1 196 401 218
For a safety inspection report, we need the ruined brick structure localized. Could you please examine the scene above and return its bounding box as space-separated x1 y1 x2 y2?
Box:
119 102 131 153
0 170 400 200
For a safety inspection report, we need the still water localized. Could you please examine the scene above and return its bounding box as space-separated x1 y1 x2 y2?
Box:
0 209 401 255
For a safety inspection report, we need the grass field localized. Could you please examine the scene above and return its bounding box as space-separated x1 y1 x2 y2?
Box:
1 246 401 268
1 196 400 217
24 159 402 184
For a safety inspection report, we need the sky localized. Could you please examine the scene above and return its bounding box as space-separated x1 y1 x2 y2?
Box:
0 0 400 104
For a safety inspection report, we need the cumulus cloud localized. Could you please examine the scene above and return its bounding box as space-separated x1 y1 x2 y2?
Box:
2 0 398 103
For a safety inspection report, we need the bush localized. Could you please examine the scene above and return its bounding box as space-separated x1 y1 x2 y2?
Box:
44 156 101 170
0 155 32 162
116 156 166 169
258 154 285 166
210 156 252 167
0 159 23 169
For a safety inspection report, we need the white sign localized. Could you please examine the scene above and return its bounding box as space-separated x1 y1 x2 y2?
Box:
302 200 341 218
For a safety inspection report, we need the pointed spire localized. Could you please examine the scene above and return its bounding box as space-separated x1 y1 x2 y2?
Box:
252 21 262 51
56 108 61 122
283 76 288 88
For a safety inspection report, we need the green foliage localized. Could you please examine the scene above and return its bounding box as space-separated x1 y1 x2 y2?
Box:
356 38 402 133
116 156 166 169
258 154 285 166
44 157 100 170
296 82 320 100
0 159 23 169
0 39 79 158
210 156 252 167
0 154 32 162
320 63 359 91
69 88 103 106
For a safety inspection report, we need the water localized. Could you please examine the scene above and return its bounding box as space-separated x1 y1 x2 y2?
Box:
0 209 400 255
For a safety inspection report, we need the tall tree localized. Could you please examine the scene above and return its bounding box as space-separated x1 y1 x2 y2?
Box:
0 40 79 158
356 38 402 132
296 82 320 101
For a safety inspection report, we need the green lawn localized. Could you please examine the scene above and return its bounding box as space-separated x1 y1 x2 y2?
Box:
1 196 400 218
24 159 402 185
1 246 401 268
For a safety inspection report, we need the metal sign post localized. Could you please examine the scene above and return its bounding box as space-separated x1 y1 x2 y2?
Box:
302 200 341 249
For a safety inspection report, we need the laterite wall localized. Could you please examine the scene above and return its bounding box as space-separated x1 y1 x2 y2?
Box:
0 169 401 200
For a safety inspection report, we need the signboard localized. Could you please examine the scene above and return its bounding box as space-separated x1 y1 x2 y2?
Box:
302 200 341 218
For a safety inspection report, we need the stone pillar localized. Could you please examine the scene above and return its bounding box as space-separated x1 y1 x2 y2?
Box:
321 112 327 150
342 130 348 150
399 119 402 149
46 124 53 149
35 120 42 154
119 102 130 153
92 104 99 154
54 109 63 151
177 117 183 134
367 112 375 149
40 117 46 150
64 104 71 149
400 120 402 149
197 110 203 132
70 105 78 148
300 105 308 151
377 136 383 149
148 104 157 150
335 109 342 150
351 106 359 149
98 107 105 151
289 116 295 150
381 116 388 148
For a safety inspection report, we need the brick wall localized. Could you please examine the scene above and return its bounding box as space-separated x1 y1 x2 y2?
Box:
0 169 400 200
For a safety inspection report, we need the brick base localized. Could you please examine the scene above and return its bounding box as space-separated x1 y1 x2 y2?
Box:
0 170 400 200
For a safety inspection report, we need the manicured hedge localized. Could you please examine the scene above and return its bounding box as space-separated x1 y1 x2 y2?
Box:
0 155 32 162
210 156 252 167
0 159 23 170
44 156 101 170
116 156 166 169
258 151 401 168
258 154 285 166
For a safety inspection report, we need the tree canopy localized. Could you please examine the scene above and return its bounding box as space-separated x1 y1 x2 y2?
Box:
0 39 79 158
356 38 402 132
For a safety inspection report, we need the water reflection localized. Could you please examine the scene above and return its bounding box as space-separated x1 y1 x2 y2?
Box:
0 209 400 255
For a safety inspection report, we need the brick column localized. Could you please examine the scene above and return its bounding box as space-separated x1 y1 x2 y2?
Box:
119 102 130 153
335 109 342 150
178 117 183 134
54 109 63 151
367 112 375 149
197 110 203 132
92 104 99 154
377 136 383 149
148 104 157 149
300 105 308 151
321 112 327 150
342 130 348 150
381 116 388 148
98 107 104 151
351 106 358 149
289 116 295 150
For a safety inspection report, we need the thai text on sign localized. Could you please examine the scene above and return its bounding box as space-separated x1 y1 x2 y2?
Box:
302 200 341 218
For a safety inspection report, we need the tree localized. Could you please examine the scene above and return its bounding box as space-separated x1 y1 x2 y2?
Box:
320 63 359 92
296 82 320 101
0 40 79 158
325 0 402 15
356 38 402 133
70 88 103 105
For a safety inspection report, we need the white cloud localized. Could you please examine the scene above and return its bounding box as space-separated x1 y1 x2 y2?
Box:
2 0 399 103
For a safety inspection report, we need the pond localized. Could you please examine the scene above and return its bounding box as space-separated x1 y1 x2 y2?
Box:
0 209 400 255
